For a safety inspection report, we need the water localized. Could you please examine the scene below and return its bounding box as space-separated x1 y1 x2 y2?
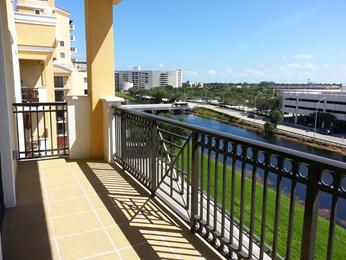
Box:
173 114 346 225
175 114 346 162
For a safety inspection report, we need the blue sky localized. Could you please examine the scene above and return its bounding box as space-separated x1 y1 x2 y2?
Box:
56 0 346 83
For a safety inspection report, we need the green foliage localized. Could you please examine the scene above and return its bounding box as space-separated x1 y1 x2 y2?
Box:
115 92 136 100
269 110 283 127
309 112 336 128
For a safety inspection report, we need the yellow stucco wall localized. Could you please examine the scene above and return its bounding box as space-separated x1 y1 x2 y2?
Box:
19 59 43 88
16 23 56 48
19 51 55 101
54 8 71 65
85 0 116 159
17 0 55 9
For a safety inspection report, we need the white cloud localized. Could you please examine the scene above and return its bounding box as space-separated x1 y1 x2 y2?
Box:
158 62 164 68
184 70 199 76
284 63 318 71
242 68 265 77
282 55 288 60
294 53 314 60
323 64 331 69
207 69 217 75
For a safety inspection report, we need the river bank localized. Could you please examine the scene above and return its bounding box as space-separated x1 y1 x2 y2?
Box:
191 107 346 156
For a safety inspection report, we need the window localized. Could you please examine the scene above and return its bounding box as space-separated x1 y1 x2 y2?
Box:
84 89 88 95
54 76 64 89
53 58 57 62
84 77 88 83
55 90 64 101
60 52 65 58
34 9 40 15
60 41 64 47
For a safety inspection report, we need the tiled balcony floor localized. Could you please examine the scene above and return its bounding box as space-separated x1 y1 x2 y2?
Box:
3 159 223 260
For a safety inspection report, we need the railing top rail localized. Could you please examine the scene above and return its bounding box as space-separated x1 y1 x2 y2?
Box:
13 102 67 106
114 106 346 172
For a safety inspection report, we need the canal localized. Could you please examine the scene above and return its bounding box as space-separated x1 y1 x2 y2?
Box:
173 113 346 226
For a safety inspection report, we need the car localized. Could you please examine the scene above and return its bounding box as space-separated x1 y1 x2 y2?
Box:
247 113 255 118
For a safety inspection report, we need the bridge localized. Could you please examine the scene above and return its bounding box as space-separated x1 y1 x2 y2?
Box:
121 102 190 114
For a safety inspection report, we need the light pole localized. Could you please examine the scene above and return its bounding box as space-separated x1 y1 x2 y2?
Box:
313 97 326 140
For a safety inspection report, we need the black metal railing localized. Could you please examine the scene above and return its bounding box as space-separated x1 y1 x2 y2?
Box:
13 102 68 160
113 106 346 260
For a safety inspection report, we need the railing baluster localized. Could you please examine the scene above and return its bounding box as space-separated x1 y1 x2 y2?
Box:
221 141 228 238
229 143 237 245
326 190 338 260
300 166 321 260
239 145 246 251
191 131 199 230
248 149 258 258
259 152 270 260
200 135 205 222
272 158 283 258
213 139 219 232
286 161 297 260
150 120 158 193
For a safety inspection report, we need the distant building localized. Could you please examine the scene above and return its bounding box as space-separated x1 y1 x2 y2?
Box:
282 90 346 122
115 67 183 91
269 83 341 90
188 82 204 88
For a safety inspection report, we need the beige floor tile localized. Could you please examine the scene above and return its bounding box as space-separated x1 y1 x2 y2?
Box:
52 211 102 237
118 243 162 260
88 252 122 260
49 197 92 217
57 230 114 259
40 168 73 179
4 201 50 227
95 208 120 227
106 226 149 250
44 176 79 190
4 239 59 260
3 220 54 247
47 185 85 202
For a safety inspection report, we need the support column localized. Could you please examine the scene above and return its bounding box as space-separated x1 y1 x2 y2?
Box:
85 0 117 159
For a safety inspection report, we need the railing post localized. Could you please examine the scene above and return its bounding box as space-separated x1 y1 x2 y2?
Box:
300 167 320 260
190 131 199 231
150 120 158 194
120 111 126 163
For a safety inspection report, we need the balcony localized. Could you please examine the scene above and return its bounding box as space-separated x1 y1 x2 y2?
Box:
70 24 75 31
2 159 222 259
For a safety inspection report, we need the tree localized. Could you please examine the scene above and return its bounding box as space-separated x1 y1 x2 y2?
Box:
269 110 283 128
309 112 336 129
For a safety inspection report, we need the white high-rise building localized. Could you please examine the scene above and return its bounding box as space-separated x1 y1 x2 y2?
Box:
115 67 183 91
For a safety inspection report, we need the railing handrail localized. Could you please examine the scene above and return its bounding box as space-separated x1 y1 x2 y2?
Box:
13 101 67 106
114 106 346 172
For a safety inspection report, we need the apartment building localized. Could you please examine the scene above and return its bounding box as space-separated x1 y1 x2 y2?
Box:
15 0 87 103
115 67 183 91
282 87 346 122
13 0 88 157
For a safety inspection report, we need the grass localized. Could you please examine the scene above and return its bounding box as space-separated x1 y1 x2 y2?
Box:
115 92 136 100
175 147 346 259
192 107 241 123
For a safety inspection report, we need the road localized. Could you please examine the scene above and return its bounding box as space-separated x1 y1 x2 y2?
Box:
188 102 346 147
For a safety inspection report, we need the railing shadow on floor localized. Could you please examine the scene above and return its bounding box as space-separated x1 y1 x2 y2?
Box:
75 160 223 259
